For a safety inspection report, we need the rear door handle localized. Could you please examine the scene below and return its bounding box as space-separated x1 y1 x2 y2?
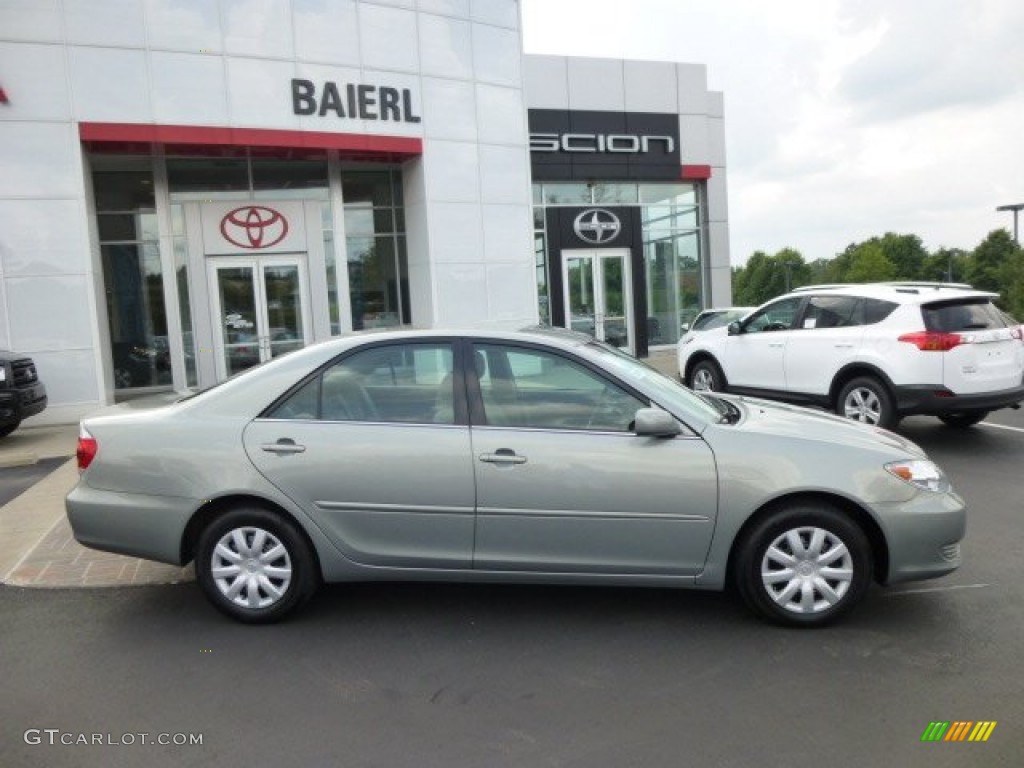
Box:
261 439 306 454
479 449 527 465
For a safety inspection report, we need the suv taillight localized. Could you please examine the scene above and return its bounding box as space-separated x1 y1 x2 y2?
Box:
77 425 98 472
897 331 963 352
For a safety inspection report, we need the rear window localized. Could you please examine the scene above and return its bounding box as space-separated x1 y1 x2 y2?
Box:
922 299 1006 332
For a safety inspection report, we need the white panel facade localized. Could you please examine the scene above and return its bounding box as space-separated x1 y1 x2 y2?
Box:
151 52 229 126
522 55 569 110
567 58 626 112
144 0 223 53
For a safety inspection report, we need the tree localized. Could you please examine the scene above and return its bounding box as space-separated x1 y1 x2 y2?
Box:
842 242 896 283
966 229 1018 293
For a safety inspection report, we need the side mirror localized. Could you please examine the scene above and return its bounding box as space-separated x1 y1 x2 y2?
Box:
727 320 742 336
633 408 681 437
680 323 690 333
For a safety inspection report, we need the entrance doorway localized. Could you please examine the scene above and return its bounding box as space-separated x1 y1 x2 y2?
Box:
207 256 312 379
562 249 634 354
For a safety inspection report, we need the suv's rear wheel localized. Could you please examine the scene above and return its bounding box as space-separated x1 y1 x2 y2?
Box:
837 376 897 429
689 359 726 392
938 411 989 428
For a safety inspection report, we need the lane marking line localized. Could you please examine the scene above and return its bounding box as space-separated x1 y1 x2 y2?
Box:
884 583 990 597
979 421 1024 434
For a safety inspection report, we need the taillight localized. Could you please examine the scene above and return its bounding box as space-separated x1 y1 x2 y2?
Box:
897 331 963 351
77 425 98 472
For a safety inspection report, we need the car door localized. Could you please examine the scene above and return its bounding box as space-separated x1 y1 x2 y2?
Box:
243 340 476 569
783 295 866 395
722 296 803 391
467 342 718 576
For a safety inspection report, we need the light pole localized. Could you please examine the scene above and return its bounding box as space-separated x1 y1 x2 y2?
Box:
997 203 1024 245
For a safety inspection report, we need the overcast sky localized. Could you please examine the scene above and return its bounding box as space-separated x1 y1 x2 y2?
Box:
520 0 1024 265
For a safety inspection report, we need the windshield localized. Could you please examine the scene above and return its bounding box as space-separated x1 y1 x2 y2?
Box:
584 342 724 424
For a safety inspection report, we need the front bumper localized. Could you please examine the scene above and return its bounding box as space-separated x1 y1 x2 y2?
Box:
0 383 47 424
893 383 1024 416
872 490 966 585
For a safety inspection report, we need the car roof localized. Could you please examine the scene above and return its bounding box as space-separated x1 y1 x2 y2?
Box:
784 282 998 304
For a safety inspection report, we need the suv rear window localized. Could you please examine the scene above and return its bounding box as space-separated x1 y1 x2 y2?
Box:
922 299 1006 332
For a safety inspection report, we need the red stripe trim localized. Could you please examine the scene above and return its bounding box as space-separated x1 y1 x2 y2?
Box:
78 122 422 156
681 164 712 180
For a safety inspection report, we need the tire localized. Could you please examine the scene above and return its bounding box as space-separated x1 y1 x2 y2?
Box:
734 503 872 627
195 506 318 624
836 376 897 429
938 411 989 428
0 420 21 439
688 359 727 392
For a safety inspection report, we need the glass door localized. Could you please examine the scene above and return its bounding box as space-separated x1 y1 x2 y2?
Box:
562 249 633 353
208 257 311 379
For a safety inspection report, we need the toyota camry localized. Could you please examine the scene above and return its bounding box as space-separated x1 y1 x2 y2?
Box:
66 328 965 626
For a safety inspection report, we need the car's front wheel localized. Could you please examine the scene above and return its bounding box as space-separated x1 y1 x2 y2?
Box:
196 506 318 623
837 376 897 429
688 359 726 392
938 411 989 428
0 420 21 439
734 503 872 627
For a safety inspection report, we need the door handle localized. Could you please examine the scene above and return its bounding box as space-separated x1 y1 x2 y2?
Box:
479 450 527 465
769 342 785 348
834 343 854 348
261 439 306 454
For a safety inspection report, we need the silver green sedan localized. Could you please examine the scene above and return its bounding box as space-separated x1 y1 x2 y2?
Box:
66 328 965 626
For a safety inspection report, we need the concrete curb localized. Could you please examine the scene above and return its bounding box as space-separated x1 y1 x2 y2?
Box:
0 451 38 469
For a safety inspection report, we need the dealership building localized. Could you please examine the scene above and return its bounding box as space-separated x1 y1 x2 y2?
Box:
0 0 730 424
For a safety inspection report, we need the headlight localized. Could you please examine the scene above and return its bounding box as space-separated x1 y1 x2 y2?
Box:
0 366 5 383
885 460 949 493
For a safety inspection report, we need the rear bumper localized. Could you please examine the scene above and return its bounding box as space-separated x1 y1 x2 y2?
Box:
893 383 1024 416
65 482 196 566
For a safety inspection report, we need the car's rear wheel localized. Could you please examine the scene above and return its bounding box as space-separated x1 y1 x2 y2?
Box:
938 411 989 428
837 376 897 429
196 507 318 624
0 420 21 439
689 359 726 392
735 503 872 627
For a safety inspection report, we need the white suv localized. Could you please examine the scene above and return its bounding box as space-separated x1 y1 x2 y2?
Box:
678 283 1024 429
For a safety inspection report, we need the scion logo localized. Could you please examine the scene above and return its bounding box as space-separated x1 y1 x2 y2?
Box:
574 209 621 245
220 206 289 249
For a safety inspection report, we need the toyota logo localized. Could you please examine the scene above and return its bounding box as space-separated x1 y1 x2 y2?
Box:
573 209 621 245
220 206 289 249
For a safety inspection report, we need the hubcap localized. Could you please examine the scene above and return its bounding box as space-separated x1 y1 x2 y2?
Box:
693 368 715 391
210 526 292 610
761 526 854 614
843 387 881 424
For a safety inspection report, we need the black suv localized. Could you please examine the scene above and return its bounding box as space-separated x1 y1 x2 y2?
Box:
0 352 47 438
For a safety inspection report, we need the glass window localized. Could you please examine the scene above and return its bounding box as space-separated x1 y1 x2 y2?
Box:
863 298 898 325
542 183 591 205
269 343 455 424
743 297 803 333
93 166 171 391
590 183 638 205
803 295 861 329
252 158 328 199
923 300 1006 332
639 183 698 206
343 170 406 331
167 158 249 199
644 231 702 346
473 344 646 432
92 171 155 211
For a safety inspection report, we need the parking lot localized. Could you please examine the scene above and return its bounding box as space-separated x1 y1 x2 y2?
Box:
1 406 1022 767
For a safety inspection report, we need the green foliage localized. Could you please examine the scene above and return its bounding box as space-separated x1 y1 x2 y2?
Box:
732 229 1024 317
